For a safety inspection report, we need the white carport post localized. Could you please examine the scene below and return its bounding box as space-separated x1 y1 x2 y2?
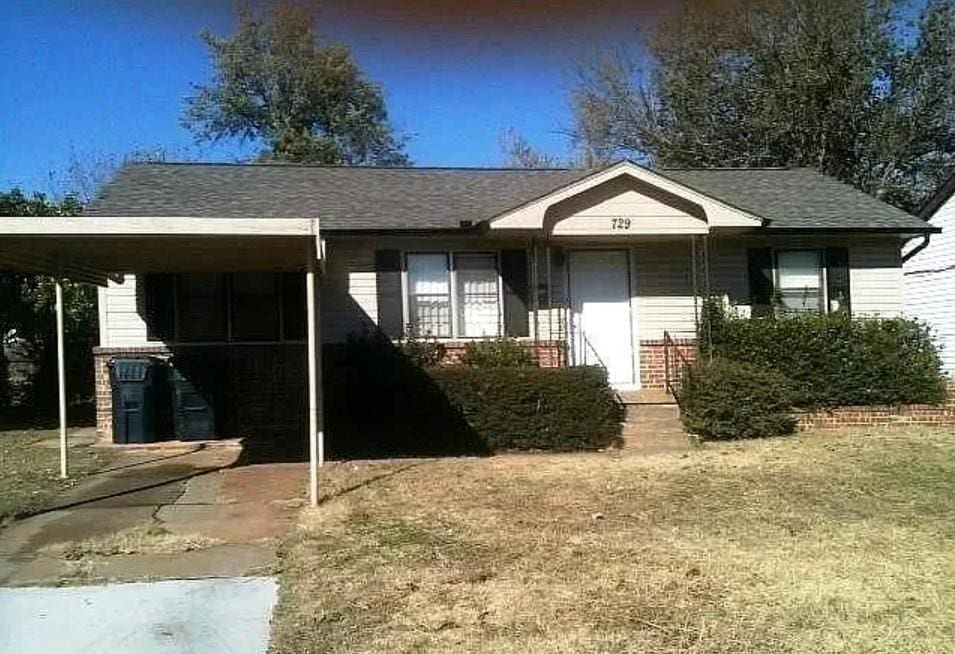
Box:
55 280 68 478
306 223 324 507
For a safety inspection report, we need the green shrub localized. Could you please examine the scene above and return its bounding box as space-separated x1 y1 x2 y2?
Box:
431 366 622 451
677 357 796 440
324 338 622 456
700 303 946 408
396 329 446 368
460 338 536 368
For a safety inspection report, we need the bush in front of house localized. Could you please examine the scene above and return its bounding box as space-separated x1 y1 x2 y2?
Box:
700 302 946 408
460 338 536 368
396 329 446 367
431 365 622 451
676 357 796 440
323 335 622 456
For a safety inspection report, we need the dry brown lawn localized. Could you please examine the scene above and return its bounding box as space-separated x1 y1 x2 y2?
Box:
270 427 955 654
43 525 222 561
0 428 101 524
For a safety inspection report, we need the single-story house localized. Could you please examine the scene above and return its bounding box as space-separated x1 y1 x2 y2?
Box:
0 160 936 501
904 173 955 376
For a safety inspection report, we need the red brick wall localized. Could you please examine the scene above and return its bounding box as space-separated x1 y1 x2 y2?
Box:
798 387 955 429
640 339 697 390
440 340 565 368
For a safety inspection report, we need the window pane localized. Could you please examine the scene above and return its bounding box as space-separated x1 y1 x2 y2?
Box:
177 273 227 342
777 250 823 312
777 251 821 289
407 253 451 337
231 273 280 341
408 254 449 294
282 272 306 341
779 290 822 312
455 253 500 337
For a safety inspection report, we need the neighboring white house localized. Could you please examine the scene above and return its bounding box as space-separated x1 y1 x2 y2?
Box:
904 174 955 376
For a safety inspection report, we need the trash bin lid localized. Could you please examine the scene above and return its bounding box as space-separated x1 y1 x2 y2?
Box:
113 359 151 382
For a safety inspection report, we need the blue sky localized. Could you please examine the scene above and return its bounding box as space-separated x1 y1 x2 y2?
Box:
0 0 667 196
0 0 927 197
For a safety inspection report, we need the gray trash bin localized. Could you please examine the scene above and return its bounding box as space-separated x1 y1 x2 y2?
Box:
111 358 168 444
169 357 220 441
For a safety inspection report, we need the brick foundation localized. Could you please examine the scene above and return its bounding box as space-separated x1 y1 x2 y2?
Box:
440 340 565 368
640 339 696 390
797 386 955 429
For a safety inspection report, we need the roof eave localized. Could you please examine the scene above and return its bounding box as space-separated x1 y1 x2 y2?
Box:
918 173 955 220
762 225 941 235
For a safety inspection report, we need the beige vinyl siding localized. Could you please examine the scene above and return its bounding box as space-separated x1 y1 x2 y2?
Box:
320 241 378 343
631 242 697 340
849 243 903 317
96 235 905 349
549 178 708 236
100 275 148 346
707 237 903 318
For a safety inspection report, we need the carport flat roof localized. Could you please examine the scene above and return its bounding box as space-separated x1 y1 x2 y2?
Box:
0 216 322 285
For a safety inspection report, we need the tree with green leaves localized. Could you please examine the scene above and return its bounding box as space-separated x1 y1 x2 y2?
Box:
0 190 95 414
572 0 955 210
183 2 409 166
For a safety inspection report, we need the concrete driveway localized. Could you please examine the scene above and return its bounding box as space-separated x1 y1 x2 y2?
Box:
0 577 277 653
0 443 306 585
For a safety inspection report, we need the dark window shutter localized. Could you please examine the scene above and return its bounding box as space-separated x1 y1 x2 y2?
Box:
825 247 851 315
143 273 176 341
375 250 404 338
747 248 774 317
500 249 530 337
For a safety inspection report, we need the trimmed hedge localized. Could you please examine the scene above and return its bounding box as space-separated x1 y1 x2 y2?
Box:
432 366 622 451
324 338 622 457
460 338 536 368
702 304 946 408
677 357 796 440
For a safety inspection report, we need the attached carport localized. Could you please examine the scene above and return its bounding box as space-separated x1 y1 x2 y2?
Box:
0 216 326 506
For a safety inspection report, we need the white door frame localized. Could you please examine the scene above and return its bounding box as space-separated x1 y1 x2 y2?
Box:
565 248 640 390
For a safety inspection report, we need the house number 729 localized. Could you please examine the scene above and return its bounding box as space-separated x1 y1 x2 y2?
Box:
611 218 632 230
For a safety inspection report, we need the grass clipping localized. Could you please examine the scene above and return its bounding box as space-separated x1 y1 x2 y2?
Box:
45 525 221 561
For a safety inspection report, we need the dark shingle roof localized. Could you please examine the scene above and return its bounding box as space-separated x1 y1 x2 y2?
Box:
86 162 929 232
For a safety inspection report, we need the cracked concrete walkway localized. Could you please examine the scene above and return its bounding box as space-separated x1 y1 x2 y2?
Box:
0 445 306 587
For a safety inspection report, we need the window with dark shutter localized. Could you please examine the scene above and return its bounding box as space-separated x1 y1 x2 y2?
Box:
776 250 824 313
500 249 530 337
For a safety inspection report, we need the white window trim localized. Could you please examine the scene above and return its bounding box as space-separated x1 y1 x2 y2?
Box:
401 250 505 340
773 248 828 313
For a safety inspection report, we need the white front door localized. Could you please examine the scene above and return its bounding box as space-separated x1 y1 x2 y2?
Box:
568 250 636 387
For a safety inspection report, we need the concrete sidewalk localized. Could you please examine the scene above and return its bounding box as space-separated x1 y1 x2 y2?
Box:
0 444 306 586
0 577 277 653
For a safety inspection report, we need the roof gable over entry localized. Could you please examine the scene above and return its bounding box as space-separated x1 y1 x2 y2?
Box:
488 161 763 234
